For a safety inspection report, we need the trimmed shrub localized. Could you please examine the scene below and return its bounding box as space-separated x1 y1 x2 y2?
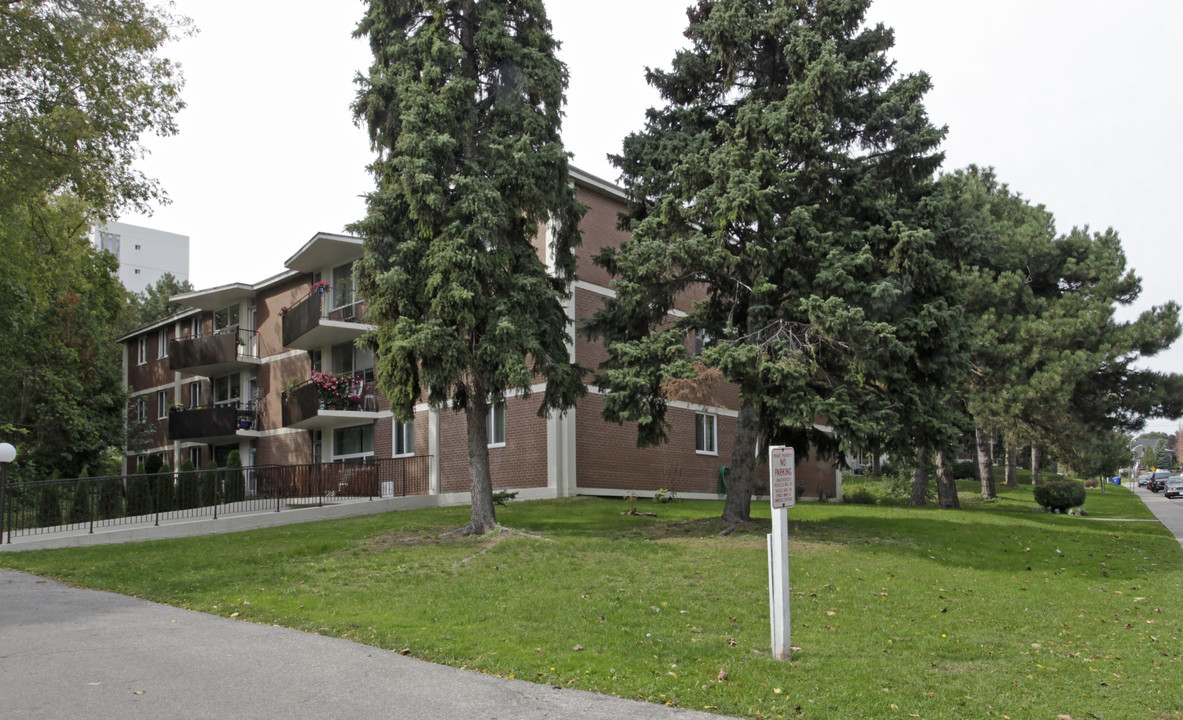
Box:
98 474 124 520
126 462 151 516
177 460 200 510
1033 480 1086 513
223 450 245 503
68 470 92 524
153 463 175 513
199 460 218 506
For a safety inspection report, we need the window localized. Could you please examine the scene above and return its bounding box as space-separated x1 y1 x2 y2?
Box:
158 329 169 359
334 424 374 463
332 262 355 309
136 336 147 365
695 412 717 455
212 373 241 405
98 231 120 255
157 390 168 419
188 381 202 408
135 396 146 421
214 304 239 332
488 401 506 448
188 447 202 468
190 315 201 338
310 349 322 373
693 329 711 356
332 342 374 380
134 244 142 250
394 420 414 457
134 268 141 275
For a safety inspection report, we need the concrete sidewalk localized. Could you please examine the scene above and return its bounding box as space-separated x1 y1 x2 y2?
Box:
0 569 733 720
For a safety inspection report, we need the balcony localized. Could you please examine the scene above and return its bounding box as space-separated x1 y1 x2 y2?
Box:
169 328 261 377
168 403 261 442
281 373 381 431
281 286 371 351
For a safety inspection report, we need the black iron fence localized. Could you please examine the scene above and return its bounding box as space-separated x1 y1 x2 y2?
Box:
0 456 432 544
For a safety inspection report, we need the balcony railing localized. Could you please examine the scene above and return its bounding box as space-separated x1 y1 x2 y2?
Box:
169 328 260 376
168 402 257 441
281 285 367 351
282 372 379 429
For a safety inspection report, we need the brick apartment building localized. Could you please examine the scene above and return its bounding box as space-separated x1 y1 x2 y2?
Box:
118 168 839 503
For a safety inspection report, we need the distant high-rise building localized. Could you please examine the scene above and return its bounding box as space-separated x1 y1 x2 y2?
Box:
92 221 190 295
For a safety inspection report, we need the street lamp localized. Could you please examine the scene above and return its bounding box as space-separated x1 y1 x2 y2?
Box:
0 442 15 545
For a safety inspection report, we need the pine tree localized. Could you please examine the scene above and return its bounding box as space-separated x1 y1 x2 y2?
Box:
588 0 953 521
352 0 585 534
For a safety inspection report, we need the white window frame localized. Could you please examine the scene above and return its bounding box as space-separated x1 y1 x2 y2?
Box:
487 401 506 448
135 396 147 421
136 336 147 365
188 447 202 468
189 380 202 408
695 412 718 455
157 390 168 420
393 419 414 457
158 329 169 359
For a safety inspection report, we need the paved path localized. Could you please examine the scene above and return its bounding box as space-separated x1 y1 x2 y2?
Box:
0 569 731 720
1129 481 1183 547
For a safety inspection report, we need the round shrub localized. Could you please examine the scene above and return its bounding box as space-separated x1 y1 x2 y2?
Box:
1033 480 1086 513
842 488 876 505
951 461 976 480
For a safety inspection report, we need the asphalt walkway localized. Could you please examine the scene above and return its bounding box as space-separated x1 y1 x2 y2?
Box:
0 569 730 720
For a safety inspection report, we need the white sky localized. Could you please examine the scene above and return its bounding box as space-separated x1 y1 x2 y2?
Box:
122 0 1182 435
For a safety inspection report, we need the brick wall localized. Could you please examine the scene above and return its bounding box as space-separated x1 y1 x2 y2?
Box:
438 397 549 494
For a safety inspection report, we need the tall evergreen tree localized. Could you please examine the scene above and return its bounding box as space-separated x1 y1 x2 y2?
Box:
587 0 952 522
352 0 585 534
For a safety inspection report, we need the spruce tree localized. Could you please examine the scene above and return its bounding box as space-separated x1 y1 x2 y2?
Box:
177 459 199 510
588 0 953 521
223 450 245 503
352 0 585 534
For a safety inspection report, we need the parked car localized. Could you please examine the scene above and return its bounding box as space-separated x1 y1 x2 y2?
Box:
1164 477 1183 499
1147 470 1172 492
1137 473 1151 487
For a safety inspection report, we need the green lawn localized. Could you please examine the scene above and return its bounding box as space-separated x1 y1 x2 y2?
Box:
3 482 1181 720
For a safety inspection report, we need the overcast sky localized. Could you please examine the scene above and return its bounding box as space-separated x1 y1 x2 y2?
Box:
121 0 1182 435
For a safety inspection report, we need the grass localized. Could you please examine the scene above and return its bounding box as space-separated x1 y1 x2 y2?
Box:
2 481 1182 720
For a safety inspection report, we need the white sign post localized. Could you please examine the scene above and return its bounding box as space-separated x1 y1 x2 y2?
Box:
767 445 794 660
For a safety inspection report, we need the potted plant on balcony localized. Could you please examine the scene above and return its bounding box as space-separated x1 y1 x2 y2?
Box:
310 280 330 294
310 371 349 409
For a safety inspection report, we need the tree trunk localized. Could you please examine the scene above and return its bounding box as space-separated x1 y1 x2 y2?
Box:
872 445 881 477
909 446 929 506
935 449 961 509
1005 443 1017 486
976 425 996 499
1031 446 1041 486
722 395 760 524
462 381 497 535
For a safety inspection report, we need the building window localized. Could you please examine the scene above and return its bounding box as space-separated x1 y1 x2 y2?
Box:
488 401 506 448
693 329 711 356
158 329 169 359
310 349 322 373
212 373 241 406
136 336 147 365
332 342 374 380
695 412 717 455
334 423 374 463
394 419 414 457
188 380 202 408
134 244 142 250
190 315 201 338
214 304 239 332
332 261 355 310
99 231 120 255
188 447 202 468
135 396 147 421
157 390 168 420
134 268 141 275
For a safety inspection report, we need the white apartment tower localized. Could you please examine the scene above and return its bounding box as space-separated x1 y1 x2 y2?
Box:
93 221 190 295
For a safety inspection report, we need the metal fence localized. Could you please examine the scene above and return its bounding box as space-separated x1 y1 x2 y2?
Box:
0 456 432 544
